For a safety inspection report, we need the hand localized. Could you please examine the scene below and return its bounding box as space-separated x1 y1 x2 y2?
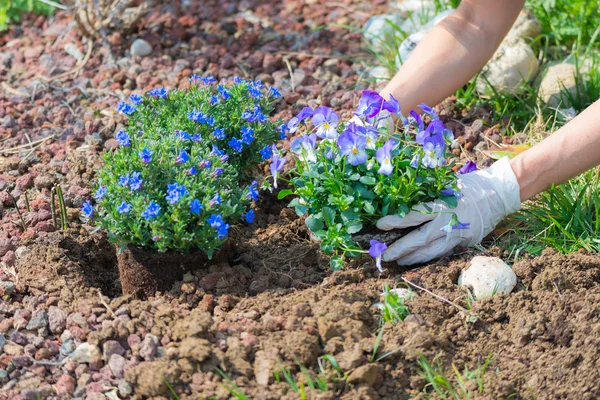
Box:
377 157 521 266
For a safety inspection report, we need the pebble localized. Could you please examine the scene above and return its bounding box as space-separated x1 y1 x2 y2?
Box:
102 340 125 360
49 306 68 334
26 309 48 331
60 340 76 356
0 334 4 353
118 379 133 396
55 374 76 395
458 256 517 299
14 246 31 259
0 370 8 384
130 39 153 57
108 354 126 379
139 333 158 360
4 342 24 355
0 281 15 297
70 343 101 364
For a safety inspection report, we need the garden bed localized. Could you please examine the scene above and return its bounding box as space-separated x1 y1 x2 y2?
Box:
1 0 599 399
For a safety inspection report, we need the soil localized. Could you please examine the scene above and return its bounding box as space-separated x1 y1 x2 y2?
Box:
1 1 598 399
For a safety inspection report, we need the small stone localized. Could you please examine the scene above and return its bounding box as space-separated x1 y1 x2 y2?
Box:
0 369 8 384
55 374 76 395
458 256 517 299
139 334 158 361
33 174 55 190
26 309 48 331
49 306 68 334
60 340 77 356
1 251 15 267
291 69 306 86
103 340 125 360
64 43 84 61
108 354 126 379
130 39 153 57
4 342 24 355
537 63 579 108
21 389 39 400
70 343 101 364
118 379 132 396
0 281 15 297
14 246 31 259
347 364 381 387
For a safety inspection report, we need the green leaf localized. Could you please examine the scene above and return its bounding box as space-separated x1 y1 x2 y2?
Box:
329 256 345 271
440 195 458 209
322 207 336 226
305 216 324 233
349 173 361 181
294 205 309 216
341 209 360 224
363 202 376 214
346 220 363 234
277 189 293 200
288 198 301 208
359 176 377 185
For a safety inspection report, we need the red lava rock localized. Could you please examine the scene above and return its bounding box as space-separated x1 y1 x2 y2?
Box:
1 250 16 267
284 92 301 104
55 374 76 395
199 272 222 290
0 191 13 206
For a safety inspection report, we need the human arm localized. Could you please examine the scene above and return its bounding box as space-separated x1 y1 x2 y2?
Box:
379 100 600 265
379 0 525 112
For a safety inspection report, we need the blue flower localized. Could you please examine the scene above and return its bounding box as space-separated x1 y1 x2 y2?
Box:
139 148 153 164
129 172 142 191
205 116 215 126
220 154 229 163
95 186 107 200
248 85 262 99
209 95 219 104
233 76 244 85
115 130 131 147
129 94 143 104
199 159 212 168
187 166 197 175
117 102 136 115
217 85 230 100
147 87 168 99
213 128 226 140
176 130 191 140
81 201 93 218
440 188 462 199
212 168 224 178
166 183 188 204
200 76 216 85
410 154 420 168
268 86 282 98
278 123 289 139
142 201 161 220
190 199 203 215
245 209 255 223
253 80 265 89
241 127 254 145
207 214 225 228
119 175 129 187
210 194 221 207
193 133 202 143
117 201 132 214
211 145 224 156
176 150 190 164
255 110 268 124
228 137 243 152
259 145 273 160
247 181 259 201
217 224 230 239
190 74 202 83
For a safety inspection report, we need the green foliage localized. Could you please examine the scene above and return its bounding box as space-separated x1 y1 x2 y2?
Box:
417 354 493 399
274 353 344 395
0 0 56 31
85 77 283 255
507 167 600 255
216 368 250 400
283 105 459 268
381 284 412 324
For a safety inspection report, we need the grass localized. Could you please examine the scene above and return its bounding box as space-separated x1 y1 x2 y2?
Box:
274 353 346 396
505 167 600 256
417 354 493 399
0 0 57 31
380 284 412 325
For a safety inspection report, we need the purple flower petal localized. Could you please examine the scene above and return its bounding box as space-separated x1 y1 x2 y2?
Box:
458 161 478 175
355 90 384 118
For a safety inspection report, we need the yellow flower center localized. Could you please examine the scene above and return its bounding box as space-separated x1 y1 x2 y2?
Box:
352 148 359 154
323 122 330 129
385 157 390 163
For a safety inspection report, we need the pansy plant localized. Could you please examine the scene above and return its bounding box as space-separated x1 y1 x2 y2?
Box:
271 91 463 270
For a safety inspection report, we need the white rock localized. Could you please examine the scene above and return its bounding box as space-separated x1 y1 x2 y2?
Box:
373 287 414 309
69 343 101 364
395 9 454 66
476 40 539 95
504 10 542 45
537 62 578 108
363 13 405 53
130 39 153 57
14 246 31 259
458 256 517 300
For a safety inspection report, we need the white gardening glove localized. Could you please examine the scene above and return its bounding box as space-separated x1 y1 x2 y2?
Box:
377 157 521 266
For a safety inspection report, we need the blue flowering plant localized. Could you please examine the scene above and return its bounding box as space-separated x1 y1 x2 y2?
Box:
115 76 285 173
273 90 465 270
81 79 268 257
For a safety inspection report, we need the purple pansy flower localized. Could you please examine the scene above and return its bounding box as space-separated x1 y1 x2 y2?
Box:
287 107 314 134
290 133 317 163
459 161 478 175
338 130 368 166
410 153 420 168
376 139 395 175
382 94 401 114
419 103 439 120
416 120 444 145
369 240 388 273
312 106 339 139
355 90 384 119
409 110 424 132
270 149 286 189
421 137 446 169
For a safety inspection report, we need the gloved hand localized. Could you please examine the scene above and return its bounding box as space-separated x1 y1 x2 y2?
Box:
377 157 522 265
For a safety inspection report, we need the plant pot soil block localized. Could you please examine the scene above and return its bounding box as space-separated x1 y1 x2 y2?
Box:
352 226 414 249
117 246 225 298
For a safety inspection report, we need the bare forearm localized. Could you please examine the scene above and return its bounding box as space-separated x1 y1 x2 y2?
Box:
511 100 600 201
380 0 524 112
